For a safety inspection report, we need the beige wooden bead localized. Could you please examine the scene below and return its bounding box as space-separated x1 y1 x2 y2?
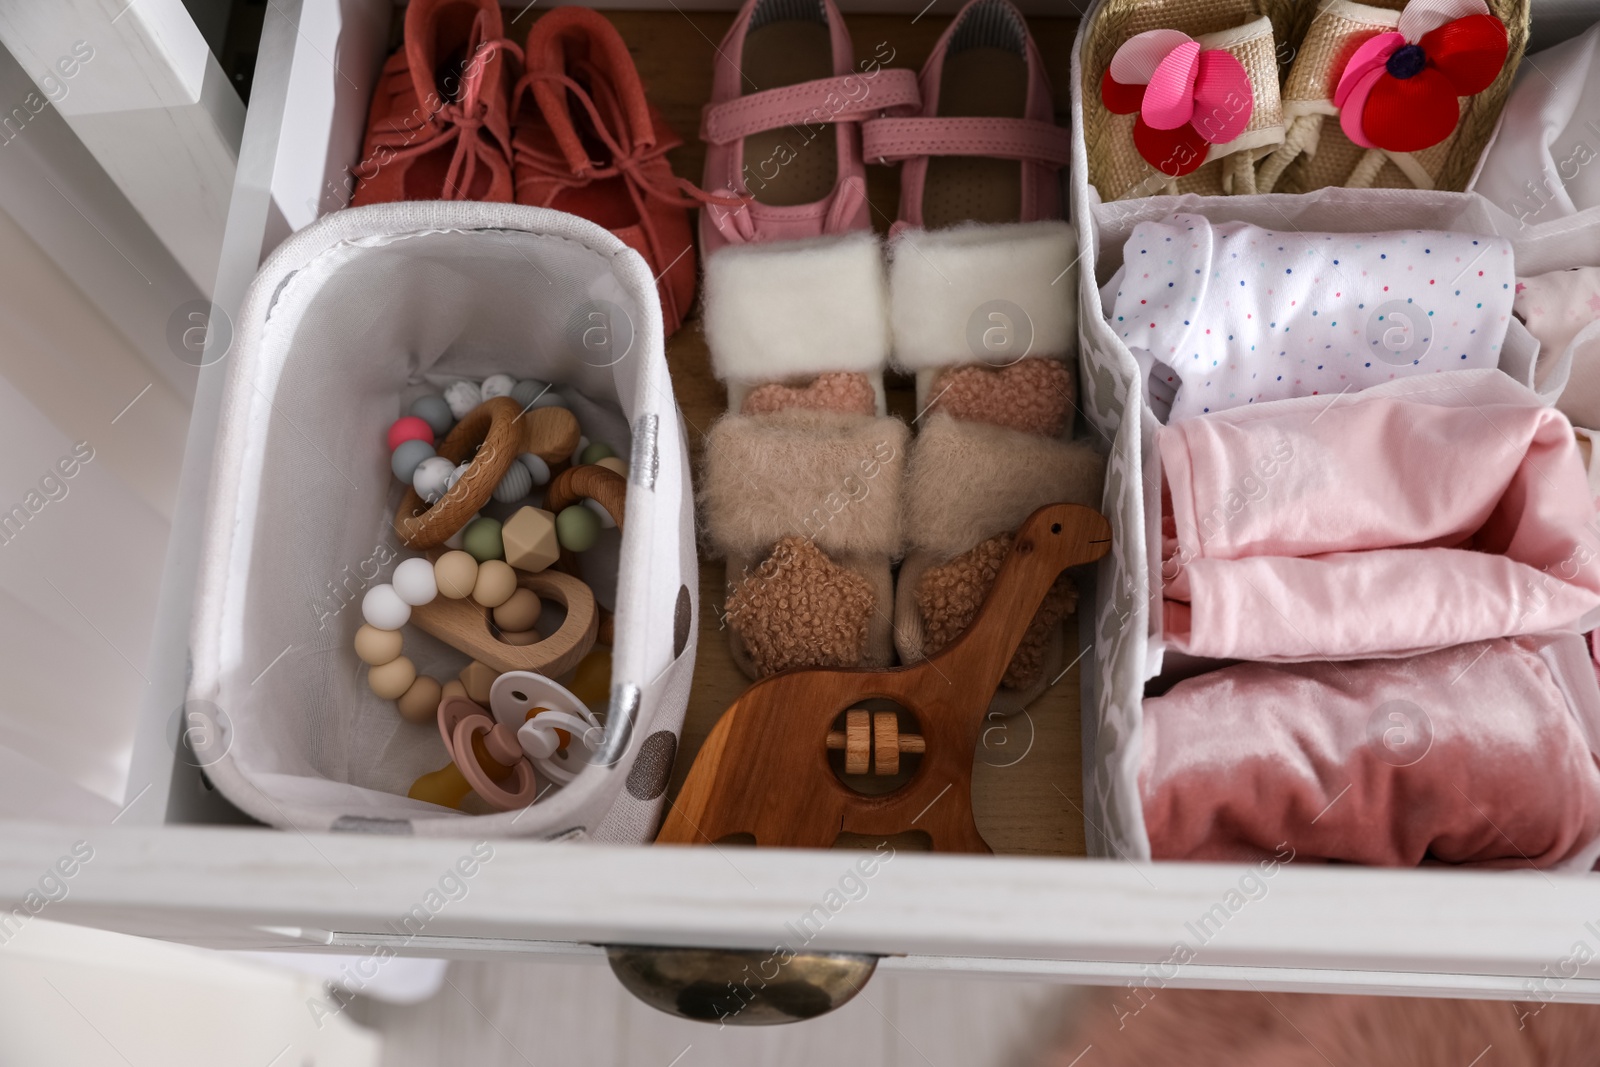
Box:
460 660 497 704
354 624 403 666
396 675 443 724
440 679 470 704
595 456 628 479
493 588 541 632
368 656 417 700
471 559 518 608
434 550 479 599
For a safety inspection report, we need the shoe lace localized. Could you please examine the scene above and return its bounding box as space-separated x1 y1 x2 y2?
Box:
513 60 744 212
514 58 745 327
366 18 520 200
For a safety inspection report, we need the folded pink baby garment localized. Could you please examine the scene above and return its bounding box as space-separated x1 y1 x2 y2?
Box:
1160 371 1600 661
1103 213 1515 421
1141 634 1600 867
1516 266 1600 428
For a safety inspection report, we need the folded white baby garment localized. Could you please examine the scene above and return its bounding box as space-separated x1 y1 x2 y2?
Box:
1517 265 1600 428
1102 213 1516 421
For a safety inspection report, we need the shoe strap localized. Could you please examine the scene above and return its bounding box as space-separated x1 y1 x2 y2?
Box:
861 116 1072 168
699 68 921 146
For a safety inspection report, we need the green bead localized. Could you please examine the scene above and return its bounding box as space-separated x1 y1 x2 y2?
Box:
556 505 600 553
462 517 504 562
580 441 616 465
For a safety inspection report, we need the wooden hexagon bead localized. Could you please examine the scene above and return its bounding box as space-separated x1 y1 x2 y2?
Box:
460 660 497 704
502 506 560 573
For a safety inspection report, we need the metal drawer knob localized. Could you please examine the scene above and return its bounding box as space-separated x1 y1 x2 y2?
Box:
606 945 879 1025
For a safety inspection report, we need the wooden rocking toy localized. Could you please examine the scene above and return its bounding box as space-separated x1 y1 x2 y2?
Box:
657 503 1111 852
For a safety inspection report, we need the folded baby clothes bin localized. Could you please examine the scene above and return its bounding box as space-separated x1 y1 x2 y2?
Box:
190 202 697 841
1069 0 1580 864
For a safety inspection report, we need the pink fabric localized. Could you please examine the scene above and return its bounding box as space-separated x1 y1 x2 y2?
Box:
1160 371 1600 661
1141 634 1600 867
1108 28 1193 84
1141 41 1202 129
1190 50 1253 144
880 0 1063 229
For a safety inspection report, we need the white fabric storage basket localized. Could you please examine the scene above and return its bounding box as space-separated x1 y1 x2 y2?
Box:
189 202 697 841
1067 1 1564 860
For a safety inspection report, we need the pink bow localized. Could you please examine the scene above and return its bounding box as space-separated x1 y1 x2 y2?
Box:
1101 29 1254 177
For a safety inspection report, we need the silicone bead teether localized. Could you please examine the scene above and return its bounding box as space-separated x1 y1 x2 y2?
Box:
434 551 478 599
471 560 518 608
355 624 403 666
519 453 552 486
409 393 455 437
462 517 505 562
368 655 416 699
556 506 600 552
444 380 482 418
412 456 455 503
493 588 541 632
391 439 436 483
396 675 442 724
387 416 434 451
392 556 438 606
362 585 410 630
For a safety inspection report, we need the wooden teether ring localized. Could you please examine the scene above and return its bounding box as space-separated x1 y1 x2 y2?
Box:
395 397 522 549
545 463 627 638
546 464 627 571
545 464 628 530
410 568 599 676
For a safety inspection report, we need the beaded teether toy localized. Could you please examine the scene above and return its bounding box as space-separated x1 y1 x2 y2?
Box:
361 379 629 811
392 397 583 549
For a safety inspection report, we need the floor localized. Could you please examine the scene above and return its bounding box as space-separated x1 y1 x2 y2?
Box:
353 958 1082 1067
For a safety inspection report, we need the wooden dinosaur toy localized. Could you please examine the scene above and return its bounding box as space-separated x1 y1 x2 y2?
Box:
658 503 1112 852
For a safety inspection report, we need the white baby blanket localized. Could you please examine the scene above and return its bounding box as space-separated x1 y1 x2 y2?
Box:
1101 213 1517 421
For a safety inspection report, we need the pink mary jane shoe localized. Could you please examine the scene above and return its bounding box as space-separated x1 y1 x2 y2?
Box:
864 0 1070 230
698 0 922 254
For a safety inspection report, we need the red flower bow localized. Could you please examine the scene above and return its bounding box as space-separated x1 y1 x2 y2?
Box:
1101 29 1254 178
1334 0 1509 154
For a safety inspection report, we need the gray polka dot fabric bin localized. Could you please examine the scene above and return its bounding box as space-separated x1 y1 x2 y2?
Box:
188 202 697 841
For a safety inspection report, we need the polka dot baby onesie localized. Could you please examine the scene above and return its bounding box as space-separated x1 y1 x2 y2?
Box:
1100 213 1516 422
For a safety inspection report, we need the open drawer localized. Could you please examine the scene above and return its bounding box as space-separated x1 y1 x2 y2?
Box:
3 0 1599 1020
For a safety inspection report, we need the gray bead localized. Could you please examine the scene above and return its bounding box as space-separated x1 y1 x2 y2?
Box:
510 379 550 408
518 452 552 486
390 439 436 483
492 461 534 502
409 394 454 437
